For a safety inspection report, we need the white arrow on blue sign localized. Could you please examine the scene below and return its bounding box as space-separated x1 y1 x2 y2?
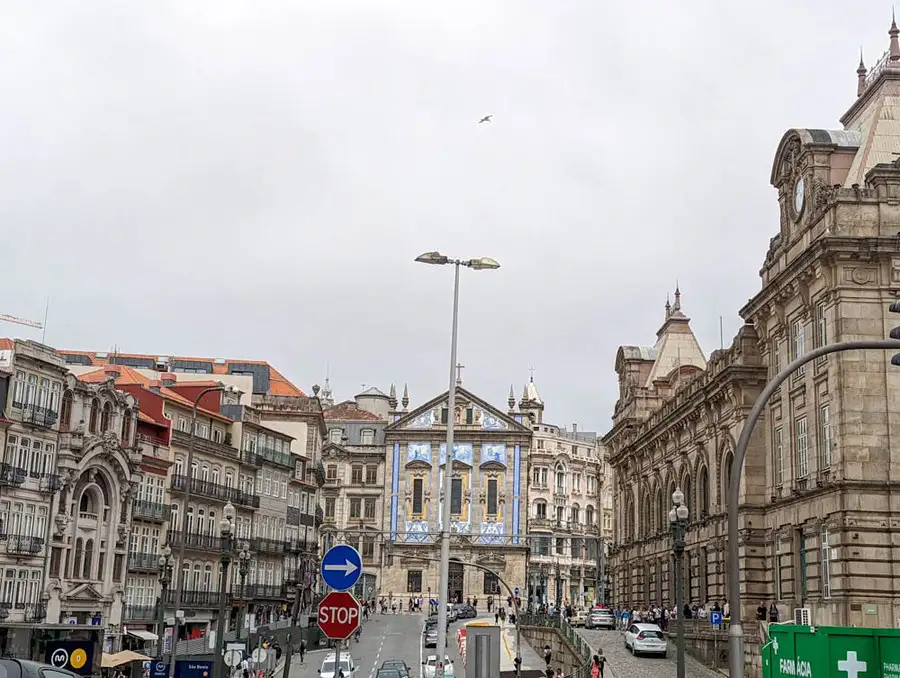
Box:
321 544 363 591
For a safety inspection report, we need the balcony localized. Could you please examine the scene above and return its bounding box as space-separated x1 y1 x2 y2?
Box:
23 405 57 429
529 518 551 530
124 604 158 621
285 539 307 554
165 589 219 608
24 603 46 622
128 552 161 571
323 477 342 488
0 465 25 487
286 506 302 527
257 445 295 470
39 474 60 493
241 584 285 600
166 530 226 552
242 450 262 467
585 523 600 535
133 500 172 522
253 537 287 555
7 536 43 556
170 474 260 509
171 429 240 462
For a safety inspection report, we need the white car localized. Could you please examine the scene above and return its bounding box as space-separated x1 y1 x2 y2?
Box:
624 623 668 657
319 651 356 678
422 655 455 678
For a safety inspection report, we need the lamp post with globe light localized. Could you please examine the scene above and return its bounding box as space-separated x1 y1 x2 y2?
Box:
213 502 236 678
669 488 689 678
157 545 175 657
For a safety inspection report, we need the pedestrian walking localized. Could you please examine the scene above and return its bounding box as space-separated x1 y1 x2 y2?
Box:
298 639 306 664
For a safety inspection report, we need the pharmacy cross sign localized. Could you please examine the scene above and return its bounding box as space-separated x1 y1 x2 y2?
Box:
837 651 868 678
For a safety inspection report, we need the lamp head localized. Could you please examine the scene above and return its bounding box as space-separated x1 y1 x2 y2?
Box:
468 257 501 271
672 487 684 506
676 504 689 521
668 507 677 524
223 502 236 521
162 544 171 558
415 251 449 265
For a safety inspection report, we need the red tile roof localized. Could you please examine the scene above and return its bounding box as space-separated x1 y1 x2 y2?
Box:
58 350 306 396
78 366 232 423
324 400 382 422
0 339 12 351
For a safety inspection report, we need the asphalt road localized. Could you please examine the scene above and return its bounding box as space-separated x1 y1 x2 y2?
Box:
575 627 726 678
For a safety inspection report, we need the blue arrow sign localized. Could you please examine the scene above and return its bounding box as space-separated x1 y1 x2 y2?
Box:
321 544 363 591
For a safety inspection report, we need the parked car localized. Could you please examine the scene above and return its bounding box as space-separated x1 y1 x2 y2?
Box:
447 603 459 623
375 671 403 678
587 608 616 630
453 604 477 619
571 610 588 627
0 659 80 678
424 625 439 648
379 660 411 677
624 623 669 657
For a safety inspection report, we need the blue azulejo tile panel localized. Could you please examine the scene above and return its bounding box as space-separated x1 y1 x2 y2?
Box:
438 442 474 466
406 442 432 465
480 443 507 466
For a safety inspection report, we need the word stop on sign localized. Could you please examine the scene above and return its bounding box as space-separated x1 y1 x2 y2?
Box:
319 605 359 625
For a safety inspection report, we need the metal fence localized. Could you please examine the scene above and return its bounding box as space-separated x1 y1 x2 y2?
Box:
519 613 593 678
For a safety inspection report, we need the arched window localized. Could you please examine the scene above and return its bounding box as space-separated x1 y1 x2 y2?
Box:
569 504 580 525
682 474 693 517
555 465 566 492
60 391 73 431
187 506 195 533
586 505 595 527
121 410 132 443
89 399 100 434
654 488 664 533
181 562 189 590
698 467 710 515
82 539 94 579
198 508 206 535
723 454 734 507
533 500 547 520
74 538 84 578
100 402 112 432
192 564 202 590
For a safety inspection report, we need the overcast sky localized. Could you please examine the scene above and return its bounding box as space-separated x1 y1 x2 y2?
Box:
0 2 892 432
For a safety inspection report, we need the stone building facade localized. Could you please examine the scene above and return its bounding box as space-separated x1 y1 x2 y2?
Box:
319 389 391 600
607 17 900 668
524 378 610 608
381 384 532 605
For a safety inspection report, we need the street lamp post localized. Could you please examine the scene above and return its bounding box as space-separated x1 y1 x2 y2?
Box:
414 250 500 678
169 383 239 678
236 542 251 641
669 488 689 678
213 502 237 678
157 545 174 657
555 558 562 610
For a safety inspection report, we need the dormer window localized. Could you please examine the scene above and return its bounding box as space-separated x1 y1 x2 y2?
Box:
329 429 343 444
360 429 374 445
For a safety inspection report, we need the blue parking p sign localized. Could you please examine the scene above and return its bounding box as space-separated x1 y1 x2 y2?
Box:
321 544 363 591
710 611 722 625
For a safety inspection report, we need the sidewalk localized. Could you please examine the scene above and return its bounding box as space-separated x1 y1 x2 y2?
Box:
499 621 544 672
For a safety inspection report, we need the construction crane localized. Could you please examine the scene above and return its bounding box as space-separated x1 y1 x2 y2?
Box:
0 313 43 330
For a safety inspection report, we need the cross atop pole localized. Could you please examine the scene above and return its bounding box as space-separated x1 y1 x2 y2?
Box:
455 363 465 385
529 366 535 381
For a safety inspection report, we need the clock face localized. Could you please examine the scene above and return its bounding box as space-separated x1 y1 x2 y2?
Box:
794 176 805 216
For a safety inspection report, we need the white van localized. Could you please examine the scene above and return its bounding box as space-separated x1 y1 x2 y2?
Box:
319 651 356 678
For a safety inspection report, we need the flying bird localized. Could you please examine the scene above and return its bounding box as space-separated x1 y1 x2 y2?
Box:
478 115 492 124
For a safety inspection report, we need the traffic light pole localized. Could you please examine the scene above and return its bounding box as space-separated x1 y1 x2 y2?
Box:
727 338 900 678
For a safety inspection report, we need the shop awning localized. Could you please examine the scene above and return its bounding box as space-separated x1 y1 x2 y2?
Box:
102 651 153 668
126 629 159 642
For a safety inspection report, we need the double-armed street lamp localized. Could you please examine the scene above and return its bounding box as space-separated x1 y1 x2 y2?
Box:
157 545 175 655
169 382 240 678
669 488 689 678
213 502 237 678
414 251 500 678
236 542 252 641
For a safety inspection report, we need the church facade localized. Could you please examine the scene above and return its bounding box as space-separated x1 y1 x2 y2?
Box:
607 15 900 669
380 385 532 604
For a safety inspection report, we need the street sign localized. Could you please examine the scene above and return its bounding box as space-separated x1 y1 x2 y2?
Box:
710 611 723 626
318 590 362 640
321 544 363 591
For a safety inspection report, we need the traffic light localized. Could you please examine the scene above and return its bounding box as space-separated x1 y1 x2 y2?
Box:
890 301 900 365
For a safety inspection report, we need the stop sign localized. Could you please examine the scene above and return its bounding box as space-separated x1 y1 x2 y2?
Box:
317 591 362 639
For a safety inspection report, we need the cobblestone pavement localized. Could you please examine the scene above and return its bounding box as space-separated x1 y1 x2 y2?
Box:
576 627 728 678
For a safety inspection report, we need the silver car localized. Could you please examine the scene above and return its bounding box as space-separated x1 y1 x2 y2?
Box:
587 609 615 630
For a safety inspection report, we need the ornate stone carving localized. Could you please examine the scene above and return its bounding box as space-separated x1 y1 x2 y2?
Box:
54 513 70 537
810 177 837 217
116 523 129 545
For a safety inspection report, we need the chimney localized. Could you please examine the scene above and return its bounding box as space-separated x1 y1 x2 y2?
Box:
104 367 121 379
573 423 578 435
161 373 177 387
148 380 162 394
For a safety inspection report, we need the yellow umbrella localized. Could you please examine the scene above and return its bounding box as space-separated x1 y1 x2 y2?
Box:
101 650 153 668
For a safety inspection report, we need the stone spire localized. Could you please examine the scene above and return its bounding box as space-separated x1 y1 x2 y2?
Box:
508 385 516 413
401 383 409 411
388 383 398 410
858 48 868 97
320 377 334 408
890 10 900 62
673 283 682 312
665 295 671 320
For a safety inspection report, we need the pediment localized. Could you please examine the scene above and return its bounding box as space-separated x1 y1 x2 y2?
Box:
386 387 529 434
65 583 105 601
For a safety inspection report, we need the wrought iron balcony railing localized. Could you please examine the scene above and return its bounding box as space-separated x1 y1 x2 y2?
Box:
133 500 172 522
165 589 220 608
170 474 260 509
0 465 26 487
241 584 285 600
166 530 226 552
124 604 158 621
39 474 60 492
257 445 295 470
23 405 57 429
128 552 161 571
286 506 302 527
24 603 46 622
7 535 43 556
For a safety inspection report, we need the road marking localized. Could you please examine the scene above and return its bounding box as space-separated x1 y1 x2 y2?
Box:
420 623 425 678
